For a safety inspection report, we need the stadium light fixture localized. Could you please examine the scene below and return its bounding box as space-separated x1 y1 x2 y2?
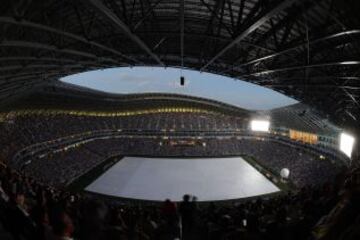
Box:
339 133 355 158
250 120 270 132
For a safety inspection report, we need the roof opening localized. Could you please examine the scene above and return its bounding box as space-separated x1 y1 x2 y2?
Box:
60 67 297 110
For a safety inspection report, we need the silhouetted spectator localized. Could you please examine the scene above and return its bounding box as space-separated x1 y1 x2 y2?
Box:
49 211 75 240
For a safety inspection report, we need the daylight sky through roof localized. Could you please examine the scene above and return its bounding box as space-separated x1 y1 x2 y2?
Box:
61 67 297 110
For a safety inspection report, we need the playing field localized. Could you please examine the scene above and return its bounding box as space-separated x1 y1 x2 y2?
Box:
85 156 280 201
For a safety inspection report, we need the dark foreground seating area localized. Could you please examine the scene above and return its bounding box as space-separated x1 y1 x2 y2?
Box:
0 161 359 240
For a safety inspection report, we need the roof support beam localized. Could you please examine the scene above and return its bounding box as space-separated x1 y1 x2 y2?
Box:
259 76 360 82
180 0 184 68
0 72 71 87
343 88 360 107
0 82 44 97
133 0 163 31
86 0 165 66
200 0 231 35
0 57 83 64
345 110 357 121
0 73 60 84
264 84 360 90
0 64 91 73
237 30 360 68
0 40 120 64
0 69 84 82
200 0 301 71
0 17 138 64
0 58 122 73
239 61 360 77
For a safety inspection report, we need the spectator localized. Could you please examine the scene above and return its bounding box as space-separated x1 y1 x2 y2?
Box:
179 194 194 238
50 211 75 240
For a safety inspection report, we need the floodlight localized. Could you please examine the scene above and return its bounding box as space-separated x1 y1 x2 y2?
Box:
340 132 355 158
251 120 270 132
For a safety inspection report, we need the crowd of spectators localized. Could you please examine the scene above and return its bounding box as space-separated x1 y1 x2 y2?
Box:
21 147 106 187
0 160 359 240
0 112 245 162
13 137 343 188
0 112 345 188
1 112 245 143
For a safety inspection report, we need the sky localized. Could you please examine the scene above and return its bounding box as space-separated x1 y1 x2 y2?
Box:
61 67 297 110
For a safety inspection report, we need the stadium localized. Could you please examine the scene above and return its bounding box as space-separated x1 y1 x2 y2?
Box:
0 0 359 240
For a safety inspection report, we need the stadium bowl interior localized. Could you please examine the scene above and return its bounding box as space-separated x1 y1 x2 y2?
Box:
0 0 359 240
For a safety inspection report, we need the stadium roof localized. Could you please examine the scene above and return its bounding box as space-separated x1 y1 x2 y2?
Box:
268 103 341 136
0 0 359 132
2 82 341 138
2 81 251 116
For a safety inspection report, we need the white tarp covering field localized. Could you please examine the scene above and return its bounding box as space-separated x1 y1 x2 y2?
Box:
86 156 280 201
